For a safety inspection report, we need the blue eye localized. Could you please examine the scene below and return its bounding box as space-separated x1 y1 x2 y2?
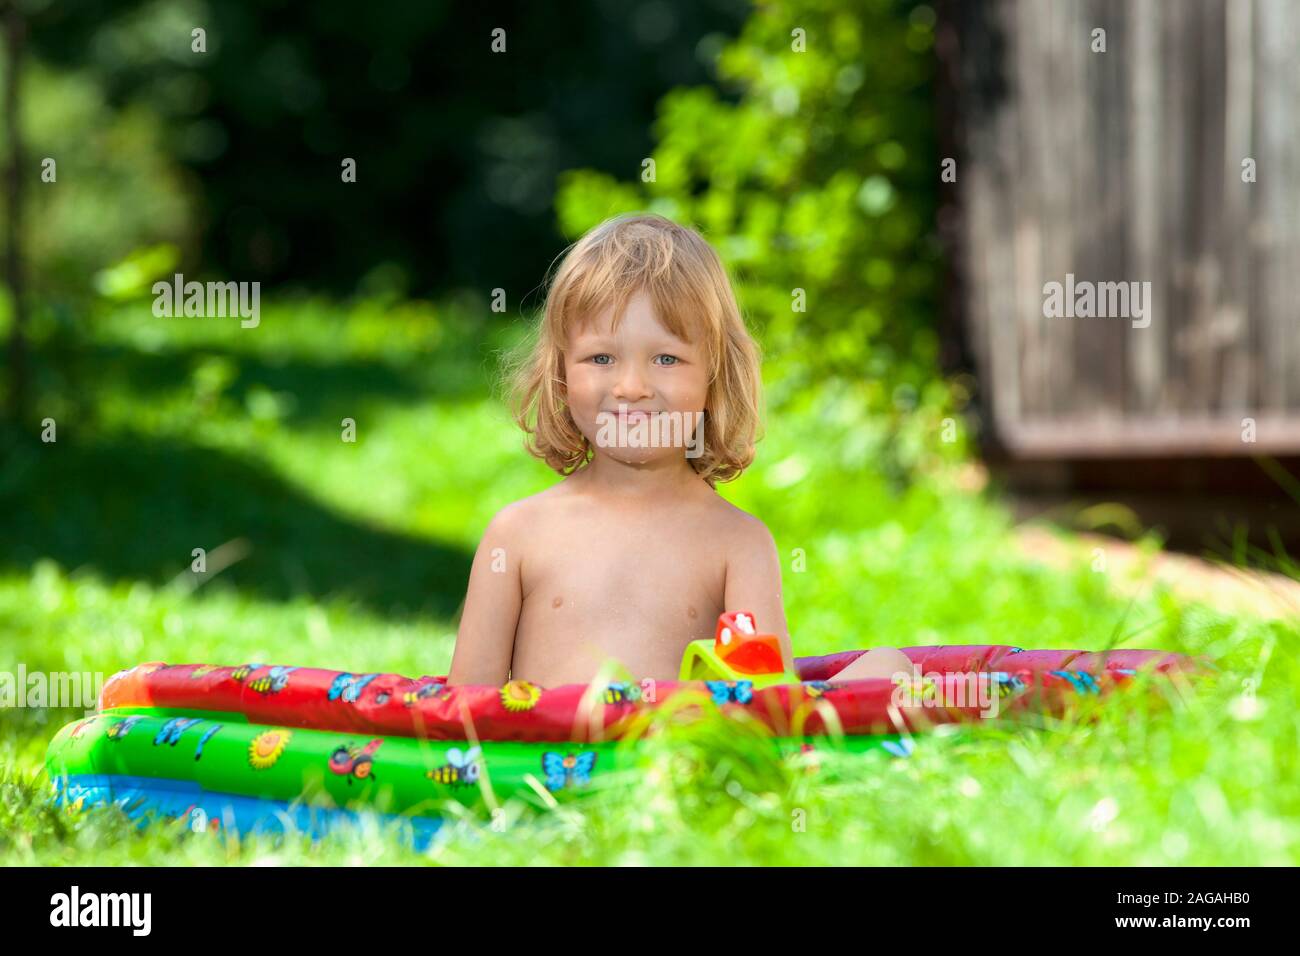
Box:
656 355 680 366
591 354 613 366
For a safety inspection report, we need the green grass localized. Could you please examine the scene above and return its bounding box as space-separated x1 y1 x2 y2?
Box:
2 297 1297 865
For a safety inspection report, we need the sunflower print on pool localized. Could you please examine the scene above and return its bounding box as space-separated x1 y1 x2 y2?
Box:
248 729 291 769
500 680 541 711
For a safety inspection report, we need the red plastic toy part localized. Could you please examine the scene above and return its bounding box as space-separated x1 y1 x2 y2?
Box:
714 610 786 675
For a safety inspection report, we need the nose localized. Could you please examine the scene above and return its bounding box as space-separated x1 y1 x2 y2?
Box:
611 362 653 402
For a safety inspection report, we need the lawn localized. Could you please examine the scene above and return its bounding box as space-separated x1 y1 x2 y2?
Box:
1 298 1296 865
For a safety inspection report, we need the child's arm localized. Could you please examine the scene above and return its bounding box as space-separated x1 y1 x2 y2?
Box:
446 506 525 686
723 515 797 674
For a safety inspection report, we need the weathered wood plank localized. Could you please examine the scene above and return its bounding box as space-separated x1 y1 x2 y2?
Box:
1001 418 1300 457
953 0 1300 455
1126 0 1164 416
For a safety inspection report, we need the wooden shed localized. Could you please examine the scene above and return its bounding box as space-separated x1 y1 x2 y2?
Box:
935 0 1300 548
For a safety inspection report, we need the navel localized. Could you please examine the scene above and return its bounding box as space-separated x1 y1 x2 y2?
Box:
687 605 698 619
552 595 564 609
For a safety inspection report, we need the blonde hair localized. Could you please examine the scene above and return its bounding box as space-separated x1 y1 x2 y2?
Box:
506 212 762 486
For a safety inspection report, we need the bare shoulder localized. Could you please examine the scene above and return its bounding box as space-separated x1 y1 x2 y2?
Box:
482 480 575 543
711 497 777 546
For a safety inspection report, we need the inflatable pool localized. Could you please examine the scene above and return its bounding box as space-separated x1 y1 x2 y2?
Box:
45 611 1198 849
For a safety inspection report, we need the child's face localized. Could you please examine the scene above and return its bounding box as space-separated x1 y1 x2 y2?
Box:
564 291 709 467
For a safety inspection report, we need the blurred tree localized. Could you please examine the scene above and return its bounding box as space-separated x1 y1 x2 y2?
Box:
0 0 195 307
2 0 27 422
0 0 197 429
21 0 749 300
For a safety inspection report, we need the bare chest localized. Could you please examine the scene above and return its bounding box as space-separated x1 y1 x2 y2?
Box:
510 519 726 685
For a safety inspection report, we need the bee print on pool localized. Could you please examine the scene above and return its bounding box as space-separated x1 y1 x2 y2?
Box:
231 663 264 683
602 682 642 705
542 751 597 791
427 747 481 788
402 681 447 706
989 672 1027 700
248 666 297 695
705 680 754 705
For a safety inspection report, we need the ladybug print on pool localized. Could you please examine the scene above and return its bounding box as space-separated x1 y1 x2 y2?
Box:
705 680 754 705
329 739 382 784
542 751 597 791
329 672 380 704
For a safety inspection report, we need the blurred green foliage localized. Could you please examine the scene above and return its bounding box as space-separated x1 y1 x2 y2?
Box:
9 0 750 296
0 56 194 311
557 0 951 480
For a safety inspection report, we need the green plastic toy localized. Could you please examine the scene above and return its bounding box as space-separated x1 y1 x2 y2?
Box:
678 610 801 689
